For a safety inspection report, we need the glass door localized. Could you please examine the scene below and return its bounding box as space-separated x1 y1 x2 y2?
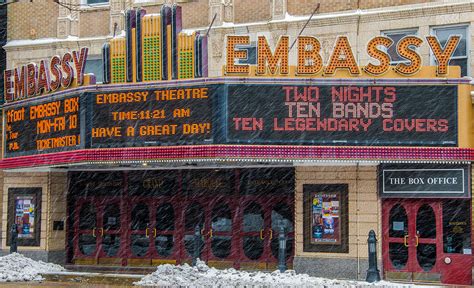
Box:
206 198 235 268
151 200 178 265
239 197 270 269
128 199 153 265
383 200 441 282
73 198 99 265
96 197 122 265
268 199 294 270
181 200 206 264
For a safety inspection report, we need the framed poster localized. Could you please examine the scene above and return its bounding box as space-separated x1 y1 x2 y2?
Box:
303 184 348 253
7 188 42 246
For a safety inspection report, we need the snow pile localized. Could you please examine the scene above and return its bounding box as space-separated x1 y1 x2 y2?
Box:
135 259 413 287
0 253 64 282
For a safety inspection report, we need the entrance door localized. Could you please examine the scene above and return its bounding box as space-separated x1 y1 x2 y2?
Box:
73 197 123 265
73 199 98 265
239 196 294 270
128 198 153 265
383 199 472 285
127 197 179 266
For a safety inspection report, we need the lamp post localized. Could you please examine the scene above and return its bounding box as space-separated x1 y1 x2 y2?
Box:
366 230 381 282
278 223 287 272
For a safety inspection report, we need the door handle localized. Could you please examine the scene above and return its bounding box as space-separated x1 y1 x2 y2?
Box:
154 228 157 238
415 235 419 247
146 228 149 237
269 229 273 240
92 228 96 238
259 229 264 240
404 235 409 247
209 229 213 238
100 228 104 237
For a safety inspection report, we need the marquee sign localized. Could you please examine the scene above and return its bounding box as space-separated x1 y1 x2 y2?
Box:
1 4 472 167
227 84 457 146
4 94 81 157
89 85 214 148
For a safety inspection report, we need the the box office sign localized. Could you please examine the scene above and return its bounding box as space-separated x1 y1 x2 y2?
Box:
379 164 470 198
227 84 458 146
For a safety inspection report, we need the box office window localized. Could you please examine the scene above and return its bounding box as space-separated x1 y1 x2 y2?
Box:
303 184 348 253
7 188 42 246
443 200 471 254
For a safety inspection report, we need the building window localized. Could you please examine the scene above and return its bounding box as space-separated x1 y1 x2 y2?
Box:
85 57 103 83
236 42 257 65
431 25 469 77
7 188 42 247
303 184 348 253
382 29 418 64
85 0 109 5
443 200 471 254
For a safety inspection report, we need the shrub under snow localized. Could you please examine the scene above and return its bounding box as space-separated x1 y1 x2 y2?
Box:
0 253 64 282
135 259 413 287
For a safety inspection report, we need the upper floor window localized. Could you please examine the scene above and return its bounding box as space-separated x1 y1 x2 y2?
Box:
85 0 109 5
431 25 468 77
236 42 257 65
85 57 103 83
382 29 418 65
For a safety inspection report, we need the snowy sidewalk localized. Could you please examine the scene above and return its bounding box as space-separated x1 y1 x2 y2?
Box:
0 253 441 287
134 259 423 287
0 253 64 282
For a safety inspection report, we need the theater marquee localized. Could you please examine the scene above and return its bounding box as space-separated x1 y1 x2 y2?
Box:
227 84 457 146
1 7 473 166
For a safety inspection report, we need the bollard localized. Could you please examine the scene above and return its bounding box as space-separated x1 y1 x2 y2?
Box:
192 224 202 266
366 230 381 282
278 224 287 272
10 224 18 254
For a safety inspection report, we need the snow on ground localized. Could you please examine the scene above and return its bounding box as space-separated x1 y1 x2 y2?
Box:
135 259 416 287
0 253 64 282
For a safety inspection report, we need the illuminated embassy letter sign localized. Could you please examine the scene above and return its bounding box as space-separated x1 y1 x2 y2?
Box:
3 48 89 103
225 35 461 77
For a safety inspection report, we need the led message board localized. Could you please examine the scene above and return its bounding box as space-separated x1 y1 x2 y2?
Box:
4 95 81 157
90 85 213 147
227 84 458 146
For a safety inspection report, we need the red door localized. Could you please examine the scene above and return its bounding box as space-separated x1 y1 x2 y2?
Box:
73 198 99 265
127 197 154 265
126 196 180 266
73 197 123 265
383 199 472 285
238 195 294 270
97 197 123 265
204 197 236 268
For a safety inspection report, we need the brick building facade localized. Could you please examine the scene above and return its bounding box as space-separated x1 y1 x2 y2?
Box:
2 0 474 285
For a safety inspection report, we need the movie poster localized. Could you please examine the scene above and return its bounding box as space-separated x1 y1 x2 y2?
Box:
14 195 36 239
311 191 341 244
